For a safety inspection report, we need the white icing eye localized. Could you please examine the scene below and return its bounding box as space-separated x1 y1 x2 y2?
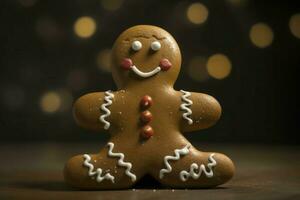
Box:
131 40 142 51
151 41 161 51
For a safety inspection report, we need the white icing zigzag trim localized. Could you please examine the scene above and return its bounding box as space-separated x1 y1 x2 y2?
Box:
83 154 115 183
99 90 114 130
180 90 193 125
131 65 161 78
179 154 217 182
107 142 137 182
159 144 191 179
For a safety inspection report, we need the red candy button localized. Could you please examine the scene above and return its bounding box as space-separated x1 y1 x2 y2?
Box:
141 125 154 139
121 58 133 70
159 58 172 71
140 110 153 123
140 95 153 109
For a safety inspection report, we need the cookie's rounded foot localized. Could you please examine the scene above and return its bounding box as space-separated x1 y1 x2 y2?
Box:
153 150 234 188
64 154 136 190
211 153 235 186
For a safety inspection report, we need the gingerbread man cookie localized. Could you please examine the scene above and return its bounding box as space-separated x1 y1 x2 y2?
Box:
64 25 235 189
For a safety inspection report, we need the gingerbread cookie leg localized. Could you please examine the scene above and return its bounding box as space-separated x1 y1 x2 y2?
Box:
151 145 234 188
64 142 140 189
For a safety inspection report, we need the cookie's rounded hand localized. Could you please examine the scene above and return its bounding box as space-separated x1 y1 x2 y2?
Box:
73 92 106 131
180 92 222 132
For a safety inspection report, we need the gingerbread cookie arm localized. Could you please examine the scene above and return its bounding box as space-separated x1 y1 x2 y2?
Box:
73 91 115 131
179 91 222 132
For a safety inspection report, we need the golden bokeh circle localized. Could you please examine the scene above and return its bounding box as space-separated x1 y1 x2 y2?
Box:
207 54 232 79
186 3 209 25
101 0 123 11
74 16 97 38
249 23 274 48
40 91 61 113
289 13 300 39
96 49 111 72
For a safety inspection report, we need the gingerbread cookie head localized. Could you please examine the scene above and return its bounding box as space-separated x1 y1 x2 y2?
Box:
111 25 182 88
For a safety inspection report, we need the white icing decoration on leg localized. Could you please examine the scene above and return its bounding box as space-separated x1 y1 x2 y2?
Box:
159 144 191 179
179 153 217 182
131 65 161 78
83 154 115 183
99 90 114 130
180 90 193 125
107 142 137 182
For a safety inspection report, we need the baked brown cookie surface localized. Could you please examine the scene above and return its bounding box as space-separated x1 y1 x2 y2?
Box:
64 25 235 189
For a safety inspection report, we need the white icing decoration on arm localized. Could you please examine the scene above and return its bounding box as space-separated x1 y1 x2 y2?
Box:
180 90 193 125
179 153 217 182
99 90 114 130
131 65 161 78
83 154 115 183
107 142 137 182
159 144 191 179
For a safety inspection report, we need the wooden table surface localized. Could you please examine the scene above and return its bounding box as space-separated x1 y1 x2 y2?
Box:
0 142 299 200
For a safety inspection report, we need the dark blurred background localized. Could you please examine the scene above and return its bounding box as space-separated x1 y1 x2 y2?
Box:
0 0 299 144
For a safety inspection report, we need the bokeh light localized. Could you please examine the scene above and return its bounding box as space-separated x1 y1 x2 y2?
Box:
187 56 209 82
74 16 97 38
66 69 88 91
40 91 61 113
101 0 123 11
207 54 232 79
40 90 73 114
289 13 300 39
186 3 209 25
249 23 274 48
96 49 111 72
